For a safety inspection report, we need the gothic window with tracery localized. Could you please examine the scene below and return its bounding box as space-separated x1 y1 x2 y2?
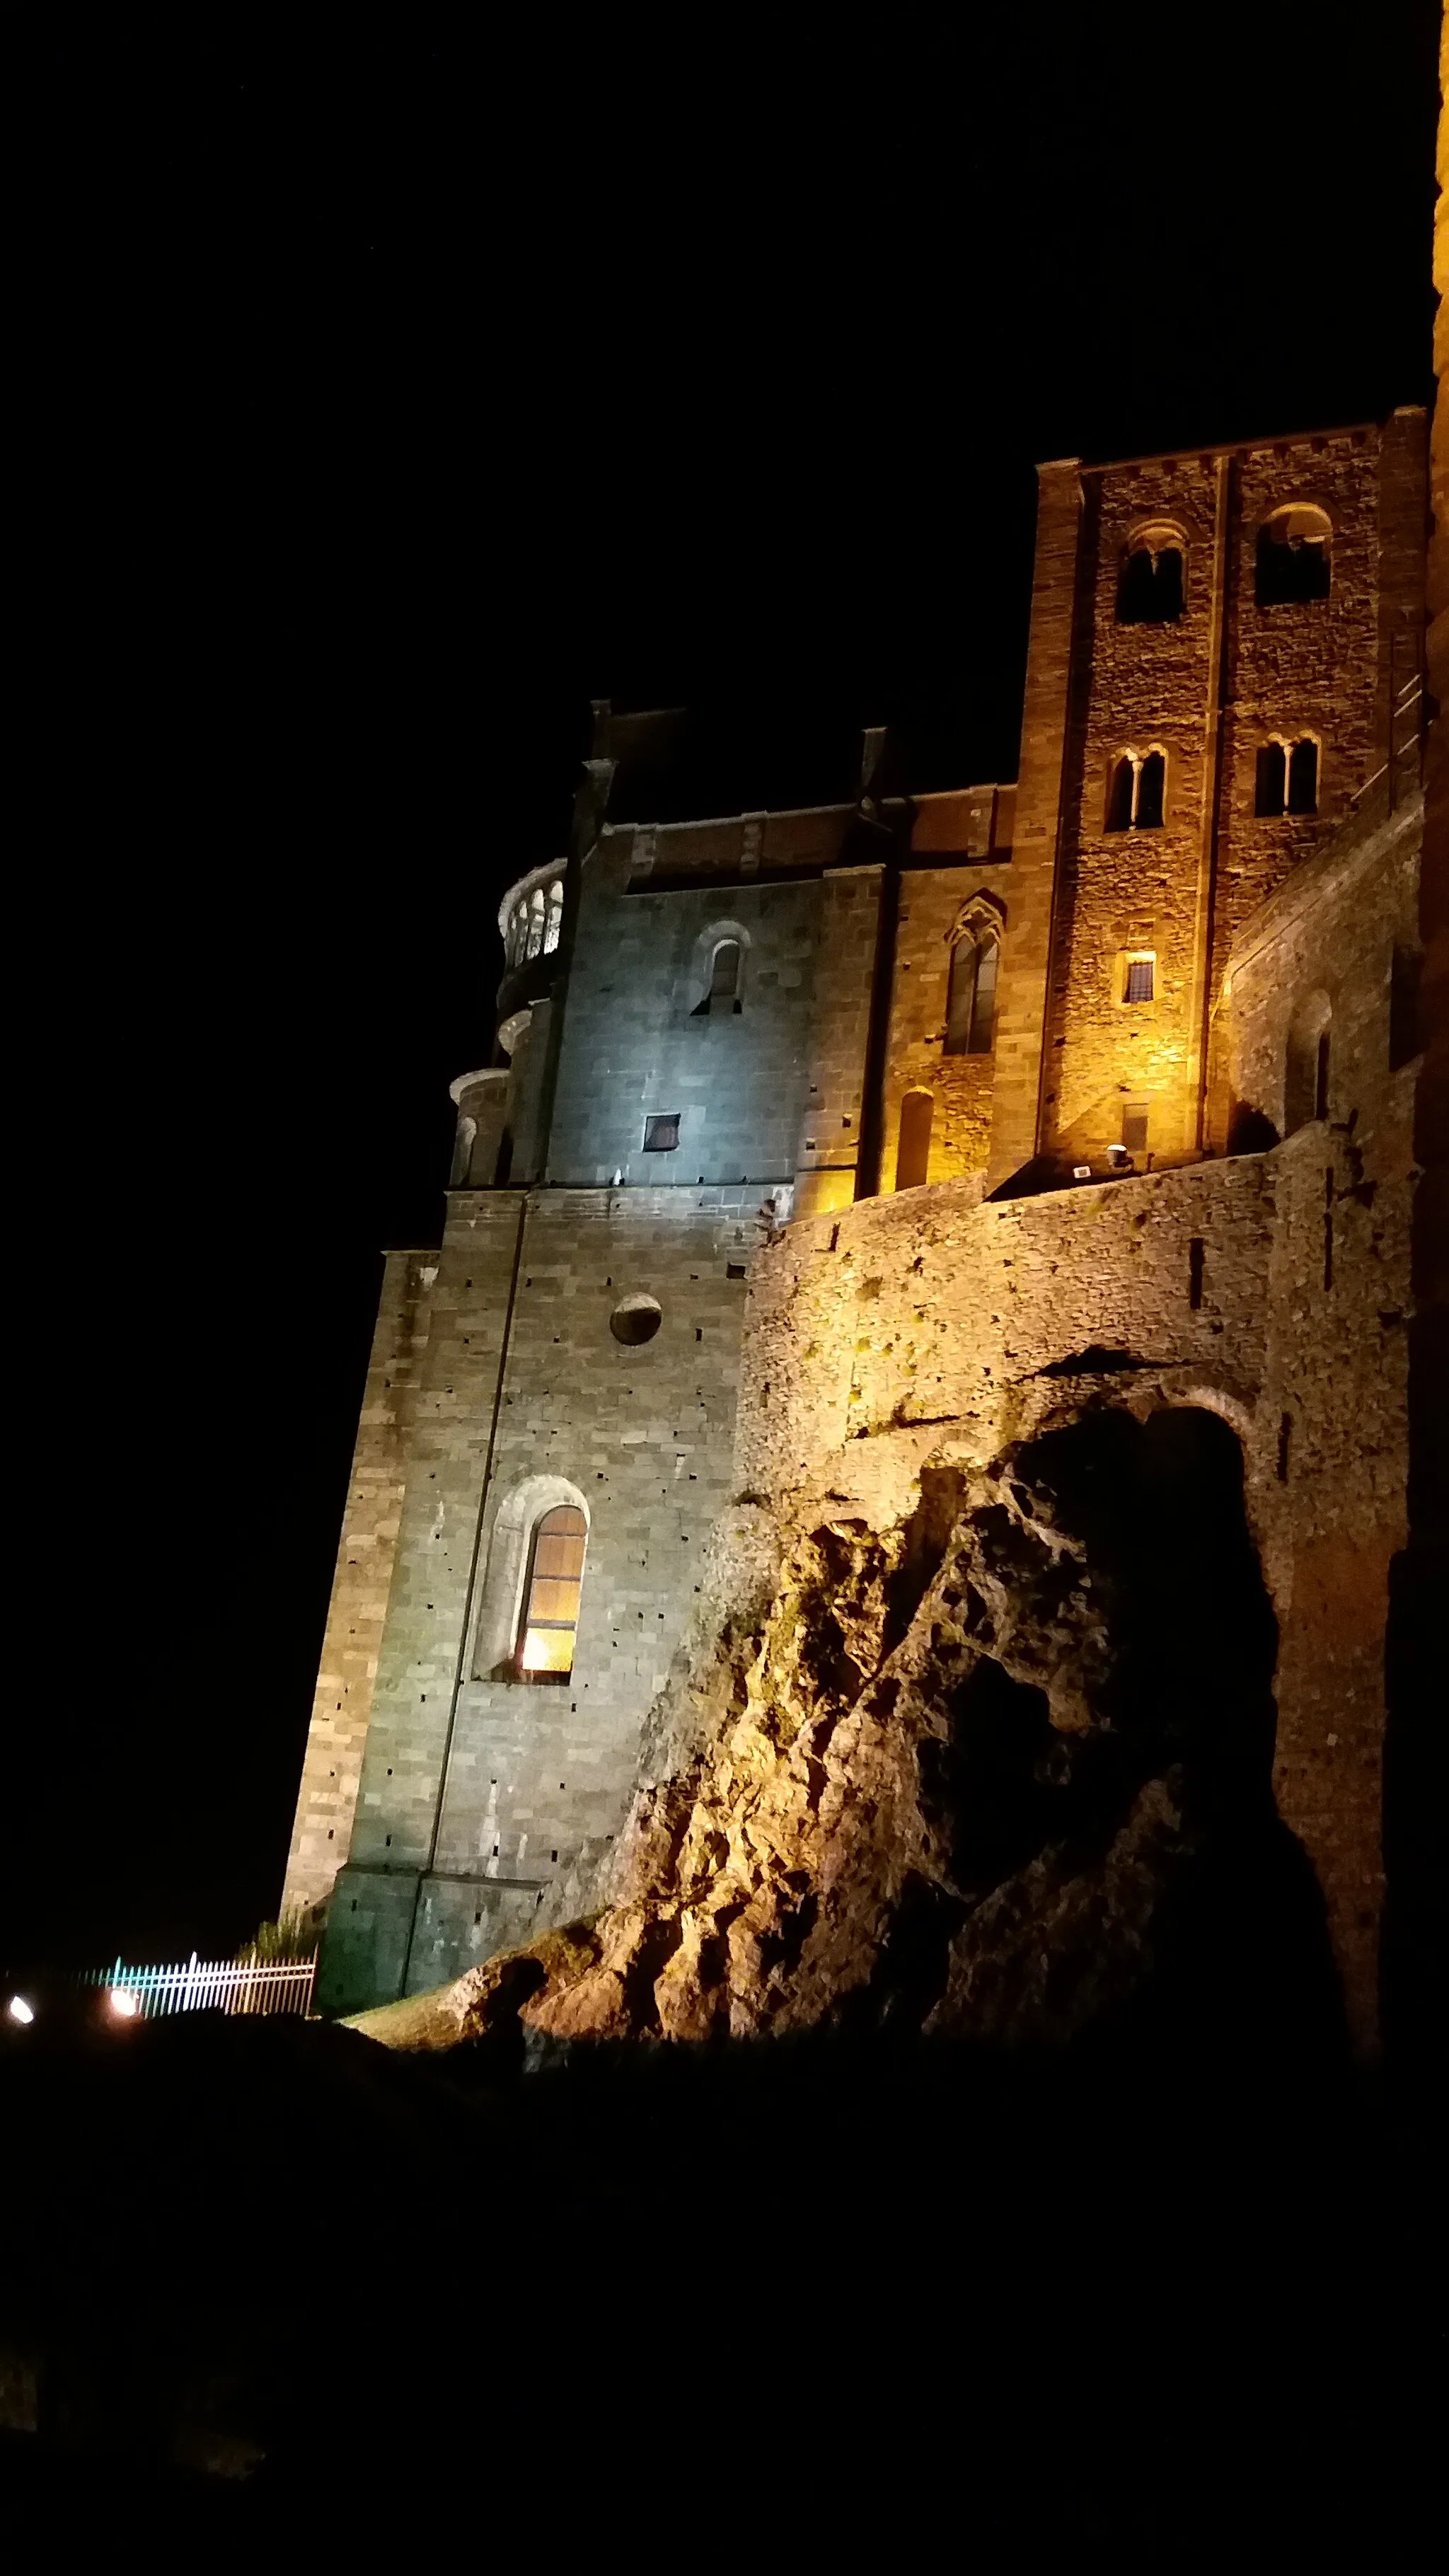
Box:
945 928 1000 1055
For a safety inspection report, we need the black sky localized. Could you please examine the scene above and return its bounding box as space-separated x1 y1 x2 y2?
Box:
8 8 1438 1969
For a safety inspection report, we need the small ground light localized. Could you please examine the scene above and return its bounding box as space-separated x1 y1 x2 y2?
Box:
7 1995 34 2025
109 1987 139 2018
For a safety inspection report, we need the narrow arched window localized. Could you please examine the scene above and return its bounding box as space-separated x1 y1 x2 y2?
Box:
1287 739 1318 814
1117 532 1185 623
896 1090 934 1189
694 939 743 1015
526 888 546 959
544 882 563 953
1256 504 1332 606
1106 757 1136 832
1255 737 1317 816
1255 741 1287 816
1107 752 1165 831
517 1505 588 1680
945 934 999 1055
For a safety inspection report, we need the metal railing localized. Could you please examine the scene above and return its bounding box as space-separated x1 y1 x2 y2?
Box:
81 1951 317 2019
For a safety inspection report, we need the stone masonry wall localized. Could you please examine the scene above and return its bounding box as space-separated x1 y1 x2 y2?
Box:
988 460 1083 1188
545 827 820 1189
319 1185 756 2011
413 1187 754 1992
737 1158 1274 1510
793 867 884 1213
282 1251 435 1923
1043 449 1220 1166
884 865 1010 1186
318 1195 526 2010
1206 427 1404 1007
1041 426 1403 1174
995 416 1424 1182
1225 792 1421 2031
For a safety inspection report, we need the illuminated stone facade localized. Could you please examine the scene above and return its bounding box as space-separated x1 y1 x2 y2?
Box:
287 412 1427 2046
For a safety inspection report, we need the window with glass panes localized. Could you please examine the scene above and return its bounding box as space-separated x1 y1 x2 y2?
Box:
518 1506 587 1679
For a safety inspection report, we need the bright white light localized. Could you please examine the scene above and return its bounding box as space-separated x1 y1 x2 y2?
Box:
7 1994 34 2025
109 1987 139 2018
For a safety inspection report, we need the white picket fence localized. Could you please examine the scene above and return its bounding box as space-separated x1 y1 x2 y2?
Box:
83 1951 318 2019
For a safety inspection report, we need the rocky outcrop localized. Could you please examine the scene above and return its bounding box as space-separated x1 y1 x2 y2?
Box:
354 1407 1333 2057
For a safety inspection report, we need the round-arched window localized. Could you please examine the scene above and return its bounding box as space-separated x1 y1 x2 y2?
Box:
1117 523 1186 623
517 1505 588 1680
1257 504 1332 606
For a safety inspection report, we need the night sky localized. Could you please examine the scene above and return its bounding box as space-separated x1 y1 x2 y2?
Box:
9 11 1437 1970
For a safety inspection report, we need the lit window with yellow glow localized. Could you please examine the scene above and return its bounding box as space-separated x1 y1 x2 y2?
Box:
518 1506 587 1680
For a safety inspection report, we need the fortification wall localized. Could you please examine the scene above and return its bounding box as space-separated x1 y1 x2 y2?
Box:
318 1185 757 2011
732 796 1417 2050
1224 793 1421 2031
281 1252 436 1923
739 1159 1274 1507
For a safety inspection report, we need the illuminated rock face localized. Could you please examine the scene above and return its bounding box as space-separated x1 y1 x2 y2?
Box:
354 1410 1330 2060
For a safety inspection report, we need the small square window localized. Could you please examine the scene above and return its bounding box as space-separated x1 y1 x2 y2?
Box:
643 1114 680 1151
1124 957 1155 1004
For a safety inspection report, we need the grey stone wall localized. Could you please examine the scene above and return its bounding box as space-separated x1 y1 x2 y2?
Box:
545 827 821 1190
282 1251 435 1923
319 1184 758 2011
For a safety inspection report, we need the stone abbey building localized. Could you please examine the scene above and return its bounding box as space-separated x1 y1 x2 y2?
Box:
285 410 1428 2047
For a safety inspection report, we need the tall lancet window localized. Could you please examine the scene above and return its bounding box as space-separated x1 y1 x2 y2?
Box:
517 1506 588 1680
945 930 1000 1055
694 938 743 1015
